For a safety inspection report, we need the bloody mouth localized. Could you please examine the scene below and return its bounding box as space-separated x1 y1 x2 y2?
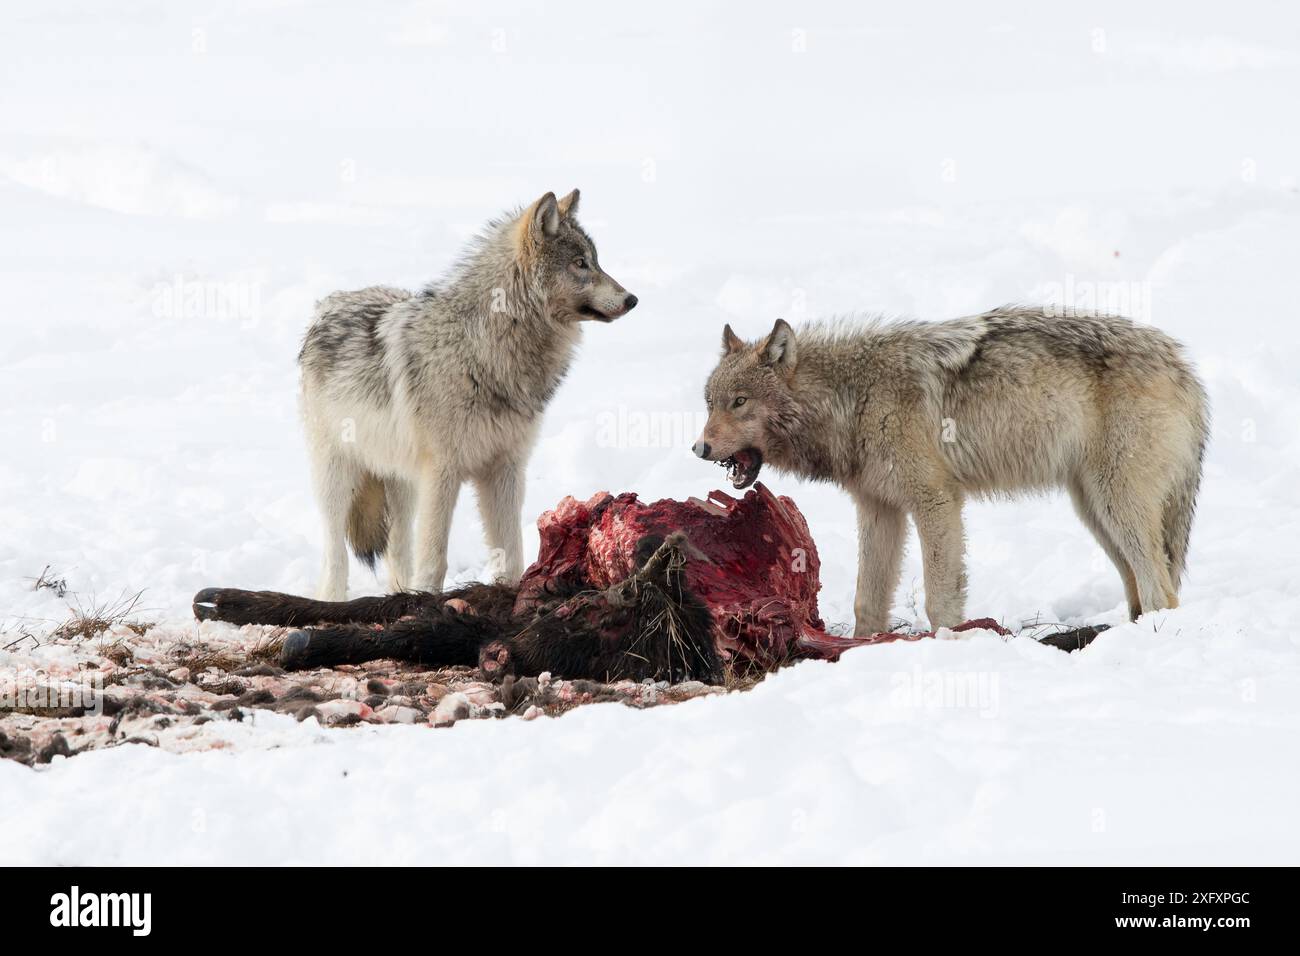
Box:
719 447 763 489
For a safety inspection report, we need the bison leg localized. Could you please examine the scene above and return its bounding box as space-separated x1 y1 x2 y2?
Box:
279 609 500 672
192 587 432 627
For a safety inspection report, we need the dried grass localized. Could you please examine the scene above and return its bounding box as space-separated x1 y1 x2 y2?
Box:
52 589 153 642
30 565 68 599
170 629 288 673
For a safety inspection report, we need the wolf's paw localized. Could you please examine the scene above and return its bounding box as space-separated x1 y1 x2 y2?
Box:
477 640 513 682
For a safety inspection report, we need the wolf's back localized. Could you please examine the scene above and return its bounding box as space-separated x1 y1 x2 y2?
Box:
298 285 413 372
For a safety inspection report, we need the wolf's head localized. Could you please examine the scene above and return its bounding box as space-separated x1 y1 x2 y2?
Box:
516 189 637 323
692 319 798 489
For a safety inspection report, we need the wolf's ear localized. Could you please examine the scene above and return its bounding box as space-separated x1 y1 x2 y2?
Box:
760 318 797 371
557 188 580 219
722 324 745 355
526 191 561 242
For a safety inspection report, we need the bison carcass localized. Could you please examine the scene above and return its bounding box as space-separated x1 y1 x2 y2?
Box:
193 483 979 683
518 483 862 664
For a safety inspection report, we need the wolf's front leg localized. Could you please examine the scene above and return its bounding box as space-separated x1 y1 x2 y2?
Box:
853 495 907 636
413 463 462 593
474 457 526 584
911 491 967 630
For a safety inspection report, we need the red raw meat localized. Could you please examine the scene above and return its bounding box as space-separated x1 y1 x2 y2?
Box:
517 483 1007 664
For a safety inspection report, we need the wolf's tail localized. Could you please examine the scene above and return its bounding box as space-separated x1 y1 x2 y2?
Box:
1163 379 1210 593
347 470 390 568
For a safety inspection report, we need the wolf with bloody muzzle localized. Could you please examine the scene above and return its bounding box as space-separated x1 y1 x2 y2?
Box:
694 306 1209 635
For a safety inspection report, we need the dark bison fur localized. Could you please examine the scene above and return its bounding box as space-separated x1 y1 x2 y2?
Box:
194 533 722 684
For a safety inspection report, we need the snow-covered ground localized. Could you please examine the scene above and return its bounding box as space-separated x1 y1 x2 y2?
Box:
2 1 1298 864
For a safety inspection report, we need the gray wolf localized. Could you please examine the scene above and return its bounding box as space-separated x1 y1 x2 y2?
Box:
693 306 1209 633
299 189 636 600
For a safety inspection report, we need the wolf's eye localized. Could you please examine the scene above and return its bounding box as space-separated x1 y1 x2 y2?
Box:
573 256 589 270
732 397 747 408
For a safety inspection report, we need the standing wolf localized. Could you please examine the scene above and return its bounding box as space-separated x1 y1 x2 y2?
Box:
693 306 1209 633
300 190 637 601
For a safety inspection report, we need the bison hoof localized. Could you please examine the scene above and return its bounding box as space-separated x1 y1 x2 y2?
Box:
193 588 225 621
477 640 513 682
280 629 312 666
1039 623 1110 652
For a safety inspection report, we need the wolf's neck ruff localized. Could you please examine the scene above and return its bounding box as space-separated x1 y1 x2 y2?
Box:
424 212 582 411
761 341 860 485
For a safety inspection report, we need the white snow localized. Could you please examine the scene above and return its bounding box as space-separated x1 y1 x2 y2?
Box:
2 0 1299 864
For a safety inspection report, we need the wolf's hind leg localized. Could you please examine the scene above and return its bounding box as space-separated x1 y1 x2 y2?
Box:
1069 479 1142 620
310 450 360 602
413 462 461 593
384 478 416 592
1080 473 1176 615
474 456 526 584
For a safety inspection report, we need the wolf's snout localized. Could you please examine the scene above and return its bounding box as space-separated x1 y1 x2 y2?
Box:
623 294 638 311
692 441 712 459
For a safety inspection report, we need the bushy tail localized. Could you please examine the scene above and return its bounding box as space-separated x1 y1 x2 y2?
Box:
346 470 390 569
1163 384 1209 593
